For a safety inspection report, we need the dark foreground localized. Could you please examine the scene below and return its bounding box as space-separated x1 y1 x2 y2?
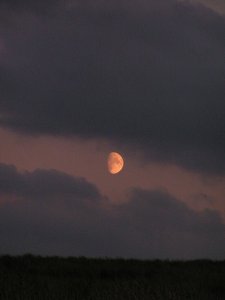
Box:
0 255 225 300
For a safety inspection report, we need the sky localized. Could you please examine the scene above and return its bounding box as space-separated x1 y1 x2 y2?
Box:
0 0 225 259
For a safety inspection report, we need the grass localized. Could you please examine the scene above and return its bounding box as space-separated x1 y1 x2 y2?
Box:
0 255 225 299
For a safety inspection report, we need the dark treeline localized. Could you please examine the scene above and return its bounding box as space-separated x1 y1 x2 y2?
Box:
0 255 225 299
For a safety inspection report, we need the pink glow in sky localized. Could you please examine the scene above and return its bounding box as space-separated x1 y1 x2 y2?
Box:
1 128 224 218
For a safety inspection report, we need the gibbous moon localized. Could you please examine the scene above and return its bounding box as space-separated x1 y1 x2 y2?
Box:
108 152 124 174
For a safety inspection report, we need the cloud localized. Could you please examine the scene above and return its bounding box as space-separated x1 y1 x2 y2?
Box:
0 0 61 14
182 0 225 15
0 163 101 200
0 0 225 174
0 163 224 259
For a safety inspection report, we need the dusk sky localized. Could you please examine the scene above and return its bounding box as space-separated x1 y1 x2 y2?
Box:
0 0 225 259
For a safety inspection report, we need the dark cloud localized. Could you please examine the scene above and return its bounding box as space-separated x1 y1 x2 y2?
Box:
0 163 224 259
187 0 225 15
0 163 101 200
0 0 61 14
0 0 225 174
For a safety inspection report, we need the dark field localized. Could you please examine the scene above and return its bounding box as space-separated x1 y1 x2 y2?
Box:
0 255 225 299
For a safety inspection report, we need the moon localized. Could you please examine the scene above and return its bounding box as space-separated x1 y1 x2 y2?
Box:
108 152 124 174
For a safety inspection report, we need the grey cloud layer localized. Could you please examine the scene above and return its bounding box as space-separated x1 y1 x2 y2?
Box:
0 163 224 259
186 0 225 15
0 0 225 174
0 0 61 14
0 163 101 199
